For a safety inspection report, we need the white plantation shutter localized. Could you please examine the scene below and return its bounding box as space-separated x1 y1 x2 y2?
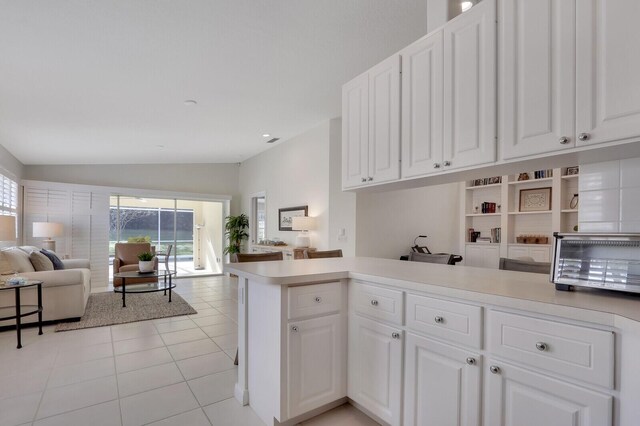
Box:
0 172 18 216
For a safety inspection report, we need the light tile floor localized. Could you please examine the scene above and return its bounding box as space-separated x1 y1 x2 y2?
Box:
0 276 377 426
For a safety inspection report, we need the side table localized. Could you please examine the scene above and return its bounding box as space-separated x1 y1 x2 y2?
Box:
0 280 43 349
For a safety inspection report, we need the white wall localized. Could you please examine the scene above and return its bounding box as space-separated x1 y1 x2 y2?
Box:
239 121 332 250
23 163 241 213
355 182 460 259
579 157 640 232
0 143 24 179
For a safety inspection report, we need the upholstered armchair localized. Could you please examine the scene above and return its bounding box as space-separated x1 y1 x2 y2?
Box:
112 243 158 287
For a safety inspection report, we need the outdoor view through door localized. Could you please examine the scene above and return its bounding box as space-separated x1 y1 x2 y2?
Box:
109 196 224 280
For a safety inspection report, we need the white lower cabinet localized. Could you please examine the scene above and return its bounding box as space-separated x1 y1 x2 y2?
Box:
465 244 500 268
287 314 346 419
348 314 403 426
485 360 612 426
404 333 481 426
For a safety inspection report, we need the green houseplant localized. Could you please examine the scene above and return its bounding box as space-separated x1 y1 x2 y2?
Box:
137 251 155 273
224 214 249 261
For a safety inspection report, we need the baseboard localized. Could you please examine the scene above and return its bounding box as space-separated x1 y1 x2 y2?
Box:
234 383 249 406
275 398 348 426
347 398 388 425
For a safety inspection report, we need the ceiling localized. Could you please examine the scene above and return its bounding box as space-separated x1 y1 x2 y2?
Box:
0 0 430 165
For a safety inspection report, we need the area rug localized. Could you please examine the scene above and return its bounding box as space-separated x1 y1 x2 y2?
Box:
55 291 197 331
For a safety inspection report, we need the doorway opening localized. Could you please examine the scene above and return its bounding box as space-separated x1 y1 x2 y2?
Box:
251 194 266 245
109 196 224 281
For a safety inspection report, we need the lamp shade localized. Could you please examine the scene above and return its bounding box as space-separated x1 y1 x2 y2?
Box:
33 222 64 238
292 216 315 231
0 216 16 241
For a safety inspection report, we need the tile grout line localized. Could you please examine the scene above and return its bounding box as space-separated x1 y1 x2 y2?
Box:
31 330 62 424
110 325 125 426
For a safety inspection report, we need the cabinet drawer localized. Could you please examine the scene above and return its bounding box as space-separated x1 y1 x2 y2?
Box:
406 293 482 349
288 282 342 320
354 282 403 325
487 310 614 388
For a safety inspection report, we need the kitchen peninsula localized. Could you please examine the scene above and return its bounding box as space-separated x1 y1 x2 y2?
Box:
226 257 640 426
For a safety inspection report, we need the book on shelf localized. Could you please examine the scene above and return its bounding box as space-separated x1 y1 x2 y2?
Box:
490 227 501 243
476 237 492 243
533 169 553 179
481 202 497 213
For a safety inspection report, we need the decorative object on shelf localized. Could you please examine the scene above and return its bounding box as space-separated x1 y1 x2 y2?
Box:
137 251 155 273
224 214 250 259
516 235 549 244
566 166 579 175
468 229 481 242
517 173 530 181
292 216 315 248
278 206 308 231
32 222 64 252
570 193 579 209
258 239 287 246
474 206 479 213
519 187 552 212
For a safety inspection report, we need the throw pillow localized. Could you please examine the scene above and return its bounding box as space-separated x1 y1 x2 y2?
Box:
29 251 54 271
40 249 65 270
2 248 36 273
0 250 15 275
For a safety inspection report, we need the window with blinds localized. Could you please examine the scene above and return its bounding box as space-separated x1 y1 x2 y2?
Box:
0 172 18 216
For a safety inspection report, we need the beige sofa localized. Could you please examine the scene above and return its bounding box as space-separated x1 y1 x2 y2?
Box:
0 246 91 326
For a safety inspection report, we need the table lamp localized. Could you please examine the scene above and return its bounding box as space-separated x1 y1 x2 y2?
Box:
33 222 63 252
0 216 16 242
292 216 315 248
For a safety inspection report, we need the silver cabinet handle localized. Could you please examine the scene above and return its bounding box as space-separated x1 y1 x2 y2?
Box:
361 178 367 183
535 342 548 351
433 163 441 169
391 332 401 339
578 133 590 141
367 177 373 181
370 300 379 307
434 316 444 324
314 296 322 303
559 136 570 144
291 325 299 332
443 161 452 167
466 357 476 366
489 365 501 374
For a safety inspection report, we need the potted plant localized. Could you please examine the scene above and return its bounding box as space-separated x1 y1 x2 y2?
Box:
224 214 249 262
137 251 155 273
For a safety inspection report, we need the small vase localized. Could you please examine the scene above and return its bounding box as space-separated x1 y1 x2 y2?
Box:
138 260 155 273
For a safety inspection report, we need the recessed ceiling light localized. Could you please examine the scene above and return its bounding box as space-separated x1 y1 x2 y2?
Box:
461 1 473 12
156 144 165 149
183 100 197 106
262 134 271 138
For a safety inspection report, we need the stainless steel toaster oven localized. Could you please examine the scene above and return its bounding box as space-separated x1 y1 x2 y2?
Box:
552 233 640 293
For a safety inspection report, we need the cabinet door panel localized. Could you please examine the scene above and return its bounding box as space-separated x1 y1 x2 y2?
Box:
443 0 496 170
485 361 612 426
401 31 444 178
348 315 402 426
577 0 640 146
500 0 576 159
369 55 401 184
342 73 369 189
404 333 481 426
287 315 345 419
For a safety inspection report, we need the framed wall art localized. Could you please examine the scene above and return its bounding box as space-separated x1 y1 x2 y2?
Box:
278 205 308 231
519 187 552 212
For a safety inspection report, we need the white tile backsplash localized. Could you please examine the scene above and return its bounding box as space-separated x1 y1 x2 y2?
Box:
579 221 620 232
579 160 620 191
579 189 620 222
620 157 640 188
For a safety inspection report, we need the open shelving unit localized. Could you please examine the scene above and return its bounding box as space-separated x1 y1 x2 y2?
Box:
460 167 580 269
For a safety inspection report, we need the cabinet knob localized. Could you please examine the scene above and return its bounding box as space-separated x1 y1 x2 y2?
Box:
466 357 476 366
367 177 373 181
489 365 501 374
578 132 590 141
535 342 548 351
559 136 570 144
443 161 452 167
370 299 379 307
391 332 401 339
434 316 444 324
361 178 367 183
291 325 299 332
433 163 441 169
314 296 322 303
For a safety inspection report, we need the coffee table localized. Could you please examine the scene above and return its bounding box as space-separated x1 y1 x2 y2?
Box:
0 280 43 349
113 270 176 308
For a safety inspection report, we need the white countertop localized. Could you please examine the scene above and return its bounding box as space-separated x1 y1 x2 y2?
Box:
226 257 640 324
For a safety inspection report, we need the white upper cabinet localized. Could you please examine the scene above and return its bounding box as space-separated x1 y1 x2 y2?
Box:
500 0 577 159
342 55 400 189
576 0 640 146
443 0 496 170
342 73 369 189
401 30 444 178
